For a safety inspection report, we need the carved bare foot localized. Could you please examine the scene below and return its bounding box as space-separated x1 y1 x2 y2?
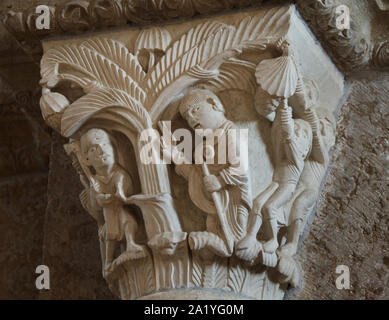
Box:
258 250 278 267
236 239 262 264
189 232 232 258
236 233 256 251
262 238 279 253
276 254 300 288
278 243 297 257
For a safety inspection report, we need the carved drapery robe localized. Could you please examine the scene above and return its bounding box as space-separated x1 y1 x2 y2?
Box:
93 166 132 242
176 120 252 242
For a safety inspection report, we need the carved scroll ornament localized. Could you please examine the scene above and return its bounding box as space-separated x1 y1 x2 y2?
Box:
39 5 344 299
3 1 389 73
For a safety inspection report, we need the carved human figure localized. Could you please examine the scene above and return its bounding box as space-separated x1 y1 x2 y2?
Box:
78 129 145 273
163 88 252 257
279 107 335 258
237 82 313 262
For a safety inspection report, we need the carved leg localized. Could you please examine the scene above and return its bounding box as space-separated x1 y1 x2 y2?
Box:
105 240 116 272
120 210 147 259
279 189 316 257
276 253 300 288
236 182 279 263
262 183 296 253
235 212 262 262
98 224 107 273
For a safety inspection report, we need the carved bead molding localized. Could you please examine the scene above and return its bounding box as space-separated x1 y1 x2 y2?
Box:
39 5 344 300
2 0 389 73
1 0 263 38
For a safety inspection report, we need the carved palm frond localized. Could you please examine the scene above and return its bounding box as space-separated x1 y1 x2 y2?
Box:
82 38 146 84
61 88 151 136
145 6 290 117
204 59 257 95
191 252 203 287
41 39 146 104
227 258 248 293
144 21 228 99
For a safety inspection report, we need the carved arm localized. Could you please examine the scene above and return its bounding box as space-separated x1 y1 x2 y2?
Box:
304 109 328 164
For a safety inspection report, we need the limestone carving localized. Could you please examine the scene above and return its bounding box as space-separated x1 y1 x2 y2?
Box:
39 6 344 299
296 0 371 73
4 1 389 73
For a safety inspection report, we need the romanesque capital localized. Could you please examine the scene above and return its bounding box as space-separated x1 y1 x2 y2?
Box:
38 4 344 300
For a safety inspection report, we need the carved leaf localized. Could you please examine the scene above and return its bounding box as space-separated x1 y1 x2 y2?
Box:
142 259 155 295
145 6 290 111
242 270 265 298
82 38 146 83
61 88 151 136
41 39 146 104
227 258 247 293
191 253 203 287
205 59 257 94
213 257 228 289
145 21 230 97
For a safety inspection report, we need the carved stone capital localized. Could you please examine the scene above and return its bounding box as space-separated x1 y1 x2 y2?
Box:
38 4 344 300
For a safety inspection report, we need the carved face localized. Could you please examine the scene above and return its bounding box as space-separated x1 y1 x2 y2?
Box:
181 95 226 130
254 87 280 122
81 129 115 169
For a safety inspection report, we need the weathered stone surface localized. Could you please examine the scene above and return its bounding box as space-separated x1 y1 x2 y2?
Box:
294 72 389 300
0 173 47 299
0 95 50 298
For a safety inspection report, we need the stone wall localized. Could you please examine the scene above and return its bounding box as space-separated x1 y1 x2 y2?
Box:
295 72 389 299
0 85 50 299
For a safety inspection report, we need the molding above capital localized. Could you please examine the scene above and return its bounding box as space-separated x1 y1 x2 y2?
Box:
2 1 389 74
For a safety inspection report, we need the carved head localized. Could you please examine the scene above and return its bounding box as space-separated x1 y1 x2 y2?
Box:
303 78 319 107
179 88 226 130
290 78 320 119
80 129 115 170
254 86 281 122
316 108 336 149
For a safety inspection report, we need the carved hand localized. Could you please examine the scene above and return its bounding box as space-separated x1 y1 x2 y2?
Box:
304 108 319 135
203 175 223 193
96 193 113 206
280 105 294 138
294 70 311 109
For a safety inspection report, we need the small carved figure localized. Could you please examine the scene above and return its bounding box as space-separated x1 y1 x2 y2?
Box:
279 107 336 258
237 83 313 262
78 129 145 273
162 88 252 257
